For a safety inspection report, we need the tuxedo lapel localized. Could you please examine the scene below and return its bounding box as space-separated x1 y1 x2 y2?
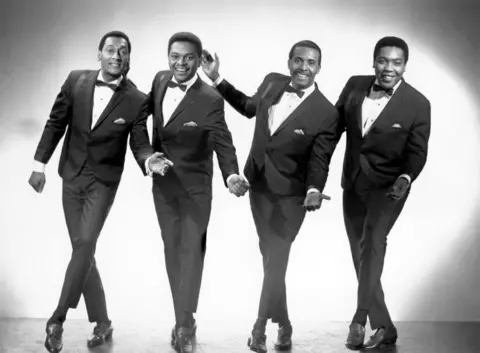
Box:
352 77 375 134
154 72 172 128
92 88 126 131
76 71 97 131
164 77 201 128
258 78 290 136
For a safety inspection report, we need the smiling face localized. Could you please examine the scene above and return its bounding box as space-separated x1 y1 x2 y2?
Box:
287 46 321 90
373 46 406 89
97 36 129 82
168 41 199 83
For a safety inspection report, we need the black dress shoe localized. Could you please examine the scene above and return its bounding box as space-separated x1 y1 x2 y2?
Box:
274 324 292 350
345 322 365 350
247 328 267 353
171 324 196 353
87 322 113 348
45 323 63 353
364 325 398 349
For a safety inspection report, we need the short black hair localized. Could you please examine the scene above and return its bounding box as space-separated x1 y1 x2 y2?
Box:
373 36 409 63
288 40 322 64
168 32 203 57
98 30 132 53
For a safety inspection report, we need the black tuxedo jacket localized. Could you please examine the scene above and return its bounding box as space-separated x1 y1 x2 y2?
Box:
34 69 153 185
335 75 431 189
216 72 339 197
149 71 239 194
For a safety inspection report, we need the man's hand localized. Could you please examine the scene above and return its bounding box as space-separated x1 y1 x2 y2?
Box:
201 49 220 82
386 177 410 201
227 174 250 197
29 171 46 193
303 191 331 212
148 152 174 176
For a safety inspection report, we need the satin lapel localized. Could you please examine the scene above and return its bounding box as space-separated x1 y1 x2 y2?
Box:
365 79 407 136
352 77 375 134
155 72 172 128
271 82 317 137
164 77 201 128
76 71 97 131
92 80 126 131
259 78 290 136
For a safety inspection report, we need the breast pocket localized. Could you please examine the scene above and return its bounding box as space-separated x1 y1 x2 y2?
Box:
287 129 313 154
176 123 209 147
375 123 410 157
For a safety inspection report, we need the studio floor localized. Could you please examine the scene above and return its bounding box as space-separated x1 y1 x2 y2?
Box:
1 319 478 353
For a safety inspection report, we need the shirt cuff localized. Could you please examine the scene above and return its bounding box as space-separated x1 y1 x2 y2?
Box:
33 160 46 173
212 76 224 87
398 174 411 184
145 155 154 177
307 188 319 194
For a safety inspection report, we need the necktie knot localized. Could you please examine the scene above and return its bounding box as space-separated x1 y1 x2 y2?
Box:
284 85 305 98
95 80 118 91
168 81 187 92
372 83 393 96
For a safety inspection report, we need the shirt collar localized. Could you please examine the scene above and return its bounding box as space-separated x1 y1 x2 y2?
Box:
288 81 316 99
171 73 198 92
97 70 123 87
373 78 402 96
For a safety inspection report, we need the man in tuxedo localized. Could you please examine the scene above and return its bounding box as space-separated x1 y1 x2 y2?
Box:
335 36 431 350
147 32 248 353
202 40 338 352
28 30 170 353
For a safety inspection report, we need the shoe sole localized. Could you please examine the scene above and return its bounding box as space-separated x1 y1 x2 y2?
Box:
345 342 364 351
364 338 397 349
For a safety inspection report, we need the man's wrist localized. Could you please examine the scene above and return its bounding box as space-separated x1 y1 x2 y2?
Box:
33 160 46 173
212 75 223 87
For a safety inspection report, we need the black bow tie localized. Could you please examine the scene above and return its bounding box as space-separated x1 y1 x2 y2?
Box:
284 85 305 98
168 81 187 92
95 80 118 91
372 83 393 96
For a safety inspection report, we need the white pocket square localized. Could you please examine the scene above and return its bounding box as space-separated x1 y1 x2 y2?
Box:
294 129 305 135
113 118 126 124
183 121 198 127
392 123 402 128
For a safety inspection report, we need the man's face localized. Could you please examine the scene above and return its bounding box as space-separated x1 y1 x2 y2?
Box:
287 46 321 90
373 46 406 89
168 41 199 83
98 36 129 81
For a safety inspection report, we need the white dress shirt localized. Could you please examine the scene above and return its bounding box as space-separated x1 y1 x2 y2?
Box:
361 79 402 136
268 83 315 134
361 79 411 184
162 73 199 125
32 71 122 173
